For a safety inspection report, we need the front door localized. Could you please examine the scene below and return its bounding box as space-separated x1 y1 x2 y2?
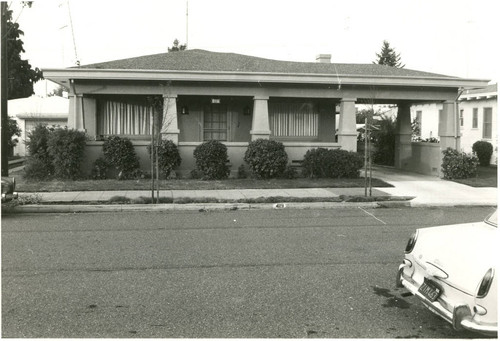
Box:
203 103 228 141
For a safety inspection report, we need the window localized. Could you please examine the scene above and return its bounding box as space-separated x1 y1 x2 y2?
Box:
203 104 227 141
269 102 318 138
483 107 492 139
459 109 464 127
472 108 478 128
97 97 152 136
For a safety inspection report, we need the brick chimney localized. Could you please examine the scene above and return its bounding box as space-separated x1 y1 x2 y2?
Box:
316 54 331 63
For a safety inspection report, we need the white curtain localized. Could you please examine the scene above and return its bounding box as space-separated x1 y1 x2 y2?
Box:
98 99 152 135
269 102 318 137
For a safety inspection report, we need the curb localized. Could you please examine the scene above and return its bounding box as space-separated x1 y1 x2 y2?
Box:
3 201 400 214
3 200 496 214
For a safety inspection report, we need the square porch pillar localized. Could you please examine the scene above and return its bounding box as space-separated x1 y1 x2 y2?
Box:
161 95 180 143
338 98 357 151
438 100 460 151
395 103 412 168
68 94 85 131
250 96 271 140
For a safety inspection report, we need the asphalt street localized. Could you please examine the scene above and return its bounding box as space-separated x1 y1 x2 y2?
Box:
1 206 495 338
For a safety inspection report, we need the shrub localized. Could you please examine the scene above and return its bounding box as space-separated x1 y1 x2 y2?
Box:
441 148 479 179
91 157 110 179
24 155 53 180
148 140 181 178
472 141 493 167
47 128 87 179
244 139 288 179
193 140 230 180
24 124 54 179
102 136 141 179
302 148 363 178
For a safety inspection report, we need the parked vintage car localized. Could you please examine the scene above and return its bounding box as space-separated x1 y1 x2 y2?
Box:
397 210 497 336
1 177 18 203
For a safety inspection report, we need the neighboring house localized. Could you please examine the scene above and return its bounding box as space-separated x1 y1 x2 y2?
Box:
8 96 69 156
43 49 488 177
411 83 497 165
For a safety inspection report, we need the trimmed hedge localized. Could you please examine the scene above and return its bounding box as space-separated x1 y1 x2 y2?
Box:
47 128 87 179
193 140 230 180
244 139 288 179
24 124 54 179
148 140 182 178
441 148 479 179
24 125 87 180
302 148 364 178
472 140 493 166
102 136 141 179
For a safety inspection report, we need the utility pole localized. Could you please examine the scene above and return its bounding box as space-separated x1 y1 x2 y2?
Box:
1 1 9 176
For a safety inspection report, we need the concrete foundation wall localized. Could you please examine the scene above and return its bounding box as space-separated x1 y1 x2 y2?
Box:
401 142 441 176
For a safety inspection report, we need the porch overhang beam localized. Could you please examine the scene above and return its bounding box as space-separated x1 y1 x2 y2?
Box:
43 68 490 90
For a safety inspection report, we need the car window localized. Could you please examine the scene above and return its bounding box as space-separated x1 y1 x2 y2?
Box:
486 210 497 227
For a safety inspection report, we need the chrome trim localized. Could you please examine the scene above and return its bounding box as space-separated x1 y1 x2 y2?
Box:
400 275 497 336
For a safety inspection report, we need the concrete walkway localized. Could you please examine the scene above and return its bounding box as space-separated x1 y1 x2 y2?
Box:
8 166 497 212
369 166 498 207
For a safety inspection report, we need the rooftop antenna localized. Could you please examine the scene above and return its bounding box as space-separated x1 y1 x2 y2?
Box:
66 0 80 66
185 0 188 48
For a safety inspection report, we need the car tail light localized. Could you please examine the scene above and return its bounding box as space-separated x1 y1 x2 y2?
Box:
477 268 494 298
405 231 418 253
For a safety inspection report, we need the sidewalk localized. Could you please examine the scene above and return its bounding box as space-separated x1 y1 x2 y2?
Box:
6 167 498 212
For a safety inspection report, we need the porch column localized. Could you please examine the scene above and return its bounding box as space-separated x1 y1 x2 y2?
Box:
161 95 180 143
68 94 85 131
250 96 271 140
438 100 460 151
338 98 357 151
395 103 412 168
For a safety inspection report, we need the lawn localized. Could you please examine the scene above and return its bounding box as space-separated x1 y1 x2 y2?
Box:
451 166 498 187
10 167 392 192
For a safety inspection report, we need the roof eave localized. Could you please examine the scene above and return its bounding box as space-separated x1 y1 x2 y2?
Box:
42 68 490 89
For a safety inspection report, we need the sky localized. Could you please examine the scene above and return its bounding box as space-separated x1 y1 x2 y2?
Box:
8 0 500 95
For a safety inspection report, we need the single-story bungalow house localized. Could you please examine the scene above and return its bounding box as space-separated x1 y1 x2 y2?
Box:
8 95 69 156
411 83 497 165
43 49 489 177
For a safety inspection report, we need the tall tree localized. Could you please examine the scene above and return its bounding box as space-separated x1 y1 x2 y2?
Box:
373 40 405 68
168 39 186 52
5 4 43 99
2 2 42 175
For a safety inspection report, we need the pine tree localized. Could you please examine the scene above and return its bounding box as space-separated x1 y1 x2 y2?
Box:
373 40 405 68
168 39 187 52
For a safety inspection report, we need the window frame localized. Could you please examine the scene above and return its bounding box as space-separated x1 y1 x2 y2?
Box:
482 107 493 139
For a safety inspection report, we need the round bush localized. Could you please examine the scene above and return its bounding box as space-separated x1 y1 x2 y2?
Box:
441 148 479 179
91 157 110 180
472 141 493 166
302 148 363 178
148 140 182 178
244 139 288 179
102 136 140 179
193 140 230 180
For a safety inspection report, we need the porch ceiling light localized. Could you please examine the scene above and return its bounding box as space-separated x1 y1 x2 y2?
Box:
181 105 189 115
244 105 251 116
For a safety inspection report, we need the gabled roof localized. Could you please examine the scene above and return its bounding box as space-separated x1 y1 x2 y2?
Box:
79 49 455 79
460 83 497 101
